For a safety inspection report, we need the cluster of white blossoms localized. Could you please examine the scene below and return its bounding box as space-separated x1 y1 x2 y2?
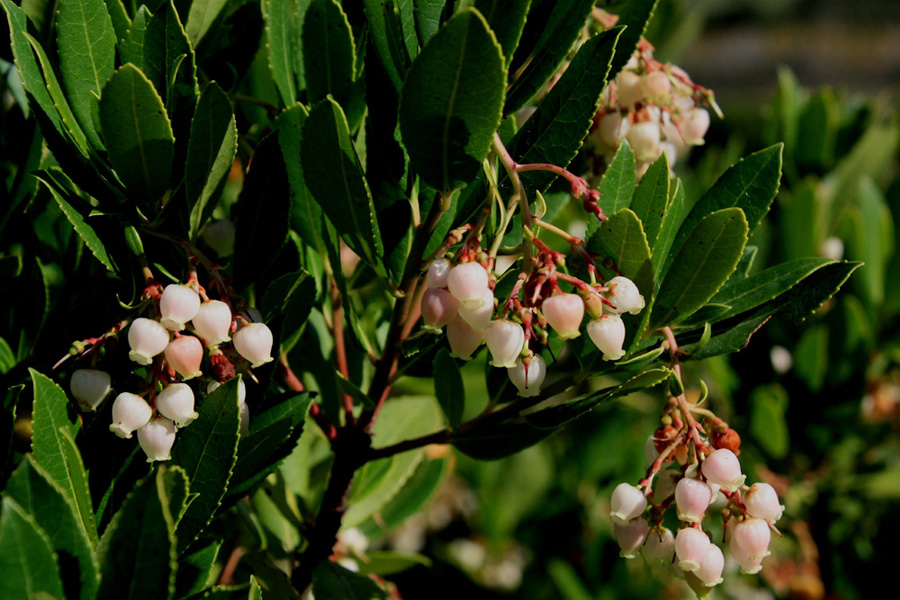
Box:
67 281 273 462
591 38 719 178
421 259 645 397
610 446 785 589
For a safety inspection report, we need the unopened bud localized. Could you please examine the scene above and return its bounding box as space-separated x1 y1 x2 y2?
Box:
426 259 452 289
165 336 204 380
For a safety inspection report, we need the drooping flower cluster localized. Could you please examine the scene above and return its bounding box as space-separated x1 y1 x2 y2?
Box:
64 273 273 462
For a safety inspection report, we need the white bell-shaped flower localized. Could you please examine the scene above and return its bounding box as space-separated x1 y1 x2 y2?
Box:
137 418 177 462
160 284 201 331
192 300 232 346
447 263 489 310
701 449 745 492
604 277 645 315
610 483 648 526
421 288 460 333
587 314 626 361
457 288 494 331
233 323 274 368
696 544 725 587
164 336 204 380
681 108 710 146
507 355 546 398
155 383 199 428
675 477 713 523
208 378 247 407
128 318 170 365
615 70 643 107
729 535 764 574
626 121 661 163
542 293 584 339
483 320 525 368
641 70 671 98
744 483 784 523
732 518 771 561
110 392 153 439
70 369 111 412
426 259 452 289
643 527 675 563
675 527 711 572
614 518 649 559
446 316 483 360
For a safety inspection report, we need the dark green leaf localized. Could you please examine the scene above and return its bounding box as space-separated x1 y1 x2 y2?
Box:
586 208 652 285
37 177 115 272
357 551 432 576
162 465 194 525
794 326 828 392
96 469 177 600
186 82 238 239
362 0 405 91
99 64 175 203
749 385 789 459
595 138 636 222
651 177 684 280
605 0 659 79
0 497 65 600
503 0 595 114
301 98 383 266
303 0 357 109
119 7 150 69
845 177 893 307
249 576 263 600
433 348 464 430
263 0 302 106
175 538 222 598
628 152 669 247
650 208 748 329
399 8 506 193
185 0 229 46
413 0 444 45
277 104 326 255
170 378 241 553
312 562 389 600
57 0 117 149
453 417 555 460
474 0 530 66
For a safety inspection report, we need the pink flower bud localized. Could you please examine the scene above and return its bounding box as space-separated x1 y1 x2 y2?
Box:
729 535 764 574
587 315 626 361
201 219 236 257
626 121 661 162
604 276 645 315
614 518 649 559
447 263 489 310
426 259 452 289
109 392 153 439
615 70 643 107
597 111 630 148
207 378 247 407
643 527 675 563
483 320 525 368
641 71 671 98
733 518 771 560
160 284 201 331
233 323 274 368
542 293 584 339
446 316 483 360
165 336 204 380
696 544 725 587
70 369 111 412
507 355 546 398
137 418 176 462
457 289 494 331
701 449 746 492
610 483 647 526
675 527 711 572
155 383 199 428
745 483 784 523
421 288 460 332
192 300 232 346
128 318 170 365
675 477 713 523
681 108 710 146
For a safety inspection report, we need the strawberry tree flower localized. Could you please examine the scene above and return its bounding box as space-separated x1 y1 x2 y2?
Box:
507 354 546 397
165 336 204 380
626 120 661 162
446 316 483 360
610 483 648 525
701 448 746 492
675 477 713 523
421 288 460 333
733 518 771 560
447 262 489 310
744 483 785 522
681 107 711 145
233 323 274 367
426 259 452 289
128 318 170 365
155 383 199 428
137 418 177 462
614 518 649 559
192 300 233 345
483 320 525 368
695 544 725 587
729 536 764 574
457 288 494 331
604 276 645 315
70 368 111 412
643 527 675 563
587 314 626 360
675 527 711 572
542 293 584 339
159 284 201 331
110 392 153 439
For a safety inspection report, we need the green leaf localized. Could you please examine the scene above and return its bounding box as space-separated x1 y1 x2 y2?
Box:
845 176 893 308
96 469 177 600
186 82 238 239
277 104 326 254
102 0 131 41
229 416 297 497
99 64 175 203
303 0 357 109
507 28 622 196
186 0 229 46
503 0 595 114
0 497 65 600
595 138 637 221
143 0 198 112
474 0 530 66
651 177 685 280
162 465 194 525
170 378 242 553
399 8 506 193
749 385 789 459
249 575 263 600
362 0 405 91
5 456 99 600
233 132 292 286
175 538 222 598
433 348 464 430
628 152 670 247
794 326 828 392
29 370 97 543
357 551 432 576
263 0 301 106
56 0 117 150
605 0 659 79
119 7 150 69
650 208 748 329
548 559 593 600
413 0 444 45
301 98 383 266
312 562 389 600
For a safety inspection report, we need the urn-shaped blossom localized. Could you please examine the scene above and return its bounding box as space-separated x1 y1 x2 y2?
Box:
447 263 489 310
643 527 675 563
701 449 746 492
610 483 648 526
626 121 661 163
421 288 460 332
110 392 153 439
641 71 671 98
542 293 584 339
733 518 771 560
614 518 649 559
70 369 111 412
446 316 483 360
483 320 525 368
681 108 710 146
165 336 204 380
233 323 274 368
675 477 713 523
426 259 452 289
744 483 784 523
137 418 177 462
675 528 711 572
457 289 494 331
729 535 764 574
604 277 645 315
696 544 725 587
192 300 232 345
155 383 199 428
587 314 626 361
128 318 170 365
507 355 546 398
615 70 643 107
159 284 201 331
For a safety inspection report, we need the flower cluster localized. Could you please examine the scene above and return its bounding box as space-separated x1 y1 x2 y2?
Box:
65 274 273 462
590 30 720 178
